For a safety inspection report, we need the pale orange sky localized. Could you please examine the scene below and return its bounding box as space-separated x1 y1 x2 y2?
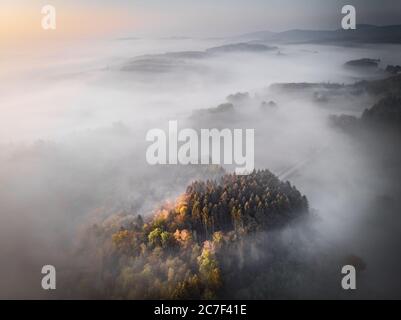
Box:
0 4 141 48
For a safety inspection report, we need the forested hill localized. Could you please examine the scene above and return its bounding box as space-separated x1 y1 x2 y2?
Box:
80 169 308 299
183 169 308 239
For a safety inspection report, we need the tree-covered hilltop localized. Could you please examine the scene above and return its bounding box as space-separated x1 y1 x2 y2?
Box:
79 170 308 299
183 170 308 240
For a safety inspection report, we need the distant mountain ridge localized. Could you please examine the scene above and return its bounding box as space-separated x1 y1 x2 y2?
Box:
238 24 401 44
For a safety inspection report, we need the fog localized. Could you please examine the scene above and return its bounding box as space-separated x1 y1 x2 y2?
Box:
1 37 401 298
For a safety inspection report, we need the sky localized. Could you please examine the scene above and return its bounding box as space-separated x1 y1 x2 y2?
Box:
1 0 401 45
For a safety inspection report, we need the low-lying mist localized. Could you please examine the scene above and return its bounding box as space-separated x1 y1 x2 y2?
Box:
1 37 401 298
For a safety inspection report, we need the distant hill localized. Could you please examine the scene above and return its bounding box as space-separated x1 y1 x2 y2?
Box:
345 58 380 69
206 42 277 53
122 43 277 73
271 74 401 100
239 24 401 44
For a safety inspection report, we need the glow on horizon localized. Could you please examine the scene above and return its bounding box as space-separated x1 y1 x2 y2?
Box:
0 4 142 47
1 0 401 48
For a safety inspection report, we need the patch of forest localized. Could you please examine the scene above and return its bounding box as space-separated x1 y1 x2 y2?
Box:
79 169 308 299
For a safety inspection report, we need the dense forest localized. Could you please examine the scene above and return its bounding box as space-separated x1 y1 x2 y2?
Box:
77 170 308 299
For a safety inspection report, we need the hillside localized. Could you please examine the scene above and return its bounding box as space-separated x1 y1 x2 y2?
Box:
362 95 401 127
